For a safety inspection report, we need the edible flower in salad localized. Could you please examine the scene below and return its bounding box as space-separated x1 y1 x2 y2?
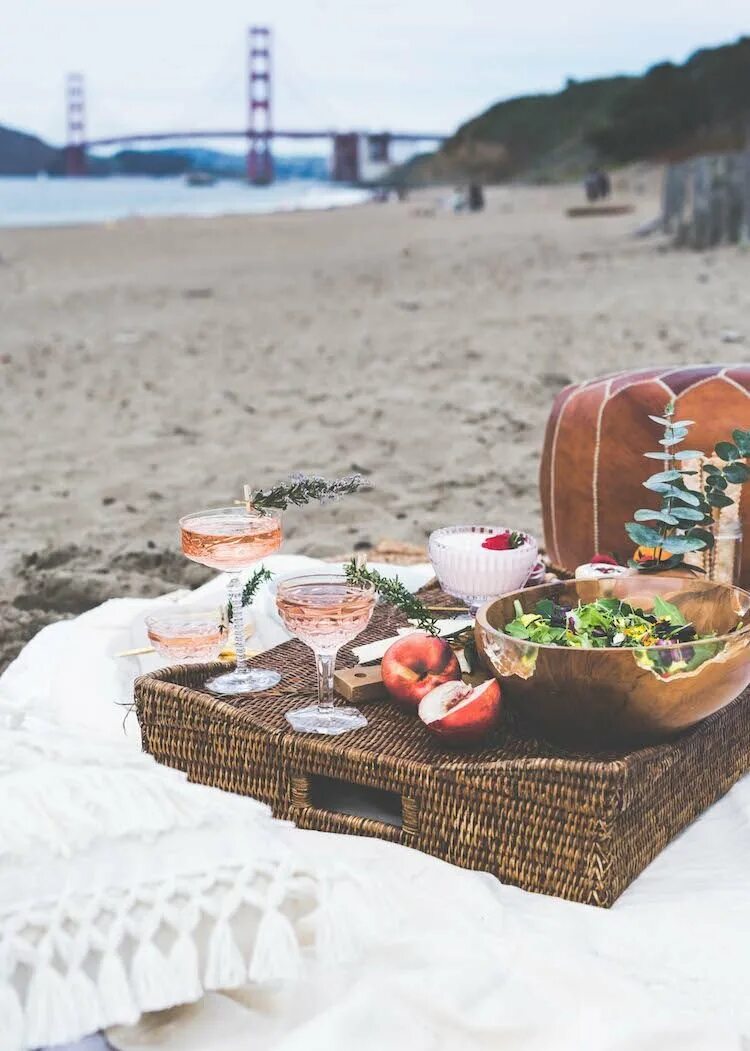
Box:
504 595 710 650
503 595 742 678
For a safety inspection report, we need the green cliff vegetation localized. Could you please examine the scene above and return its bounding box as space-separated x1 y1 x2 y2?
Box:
400 35 750 186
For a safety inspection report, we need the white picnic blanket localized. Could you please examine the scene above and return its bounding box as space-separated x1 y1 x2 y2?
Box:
0 715 413 1051
2 555 750 1050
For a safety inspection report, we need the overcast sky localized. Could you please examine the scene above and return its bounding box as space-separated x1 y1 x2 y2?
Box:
1 0 748 147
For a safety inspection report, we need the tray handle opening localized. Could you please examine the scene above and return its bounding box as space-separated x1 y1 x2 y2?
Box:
307 773 404 829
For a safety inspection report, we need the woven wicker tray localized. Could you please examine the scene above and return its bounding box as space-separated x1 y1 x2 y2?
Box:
134 585 750 907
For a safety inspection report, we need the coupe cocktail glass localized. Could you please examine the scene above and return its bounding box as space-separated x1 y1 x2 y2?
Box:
180 506 282 694
429 525 538 616
275 573 376 735
145 608 225 663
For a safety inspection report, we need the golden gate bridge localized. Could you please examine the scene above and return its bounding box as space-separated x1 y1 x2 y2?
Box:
64 26 446 184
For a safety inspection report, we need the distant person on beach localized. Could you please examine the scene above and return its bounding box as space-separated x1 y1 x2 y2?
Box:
585 169 599 202
468 183 485 212
584 168 611 203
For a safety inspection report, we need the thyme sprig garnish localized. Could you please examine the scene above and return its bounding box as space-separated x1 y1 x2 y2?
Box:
344 558 439 635
246 473 365 514
227 567 273 622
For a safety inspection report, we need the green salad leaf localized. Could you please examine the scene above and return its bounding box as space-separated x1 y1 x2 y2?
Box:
651 595 686 626
503 595 707 650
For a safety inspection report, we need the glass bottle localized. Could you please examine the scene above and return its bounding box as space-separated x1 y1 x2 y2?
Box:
706 515 742 585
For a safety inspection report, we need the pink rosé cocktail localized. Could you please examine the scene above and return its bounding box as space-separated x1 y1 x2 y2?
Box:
180 506 281 695
145 609 225 663
276 573 376 735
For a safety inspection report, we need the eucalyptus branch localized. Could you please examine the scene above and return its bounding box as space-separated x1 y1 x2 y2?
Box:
344 558 439 635
626 402 750 574
227 567 273 622
705 431 750 507
246 474 365 514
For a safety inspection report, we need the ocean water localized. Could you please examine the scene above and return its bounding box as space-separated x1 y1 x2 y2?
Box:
0 176 371 228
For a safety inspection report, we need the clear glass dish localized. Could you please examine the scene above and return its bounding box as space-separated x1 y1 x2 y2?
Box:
429 525 538 614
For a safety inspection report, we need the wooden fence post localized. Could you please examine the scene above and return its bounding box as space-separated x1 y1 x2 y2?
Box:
663 149 750 250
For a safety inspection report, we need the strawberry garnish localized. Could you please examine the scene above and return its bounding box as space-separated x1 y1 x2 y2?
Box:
482 531 525 551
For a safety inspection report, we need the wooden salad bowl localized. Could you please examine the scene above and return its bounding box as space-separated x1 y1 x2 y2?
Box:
475 576 750 750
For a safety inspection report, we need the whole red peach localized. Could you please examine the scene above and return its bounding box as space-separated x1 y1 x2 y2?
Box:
381 632 462 709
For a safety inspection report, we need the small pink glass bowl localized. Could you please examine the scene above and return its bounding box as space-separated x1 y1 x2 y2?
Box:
429 525 539 614
144 609 225 663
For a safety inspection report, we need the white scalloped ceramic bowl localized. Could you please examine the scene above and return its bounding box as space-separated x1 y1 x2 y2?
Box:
429 525 539 613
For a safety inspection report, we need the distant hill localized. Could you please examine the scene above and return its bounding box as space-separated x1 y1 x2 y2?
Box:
400 35 750 185
0 124 60 175
589 36 750 163
0 125 328 181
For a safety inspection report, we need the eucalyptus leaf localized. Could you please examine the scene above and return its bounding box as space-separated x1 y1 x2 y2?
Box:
648 415 671 426
659 433 689 448
724 462 750 484
646 469 683 484
625 522 664 547
657 489 696 507
732 429 750 456
706 474 727 490
670 488 701 506
707 491 734 508
643 479 673 493
672 450 705 461
670 420 695 428
703 463 721 475
670 506 707 522
687 527 715 549
715 441 739 462
660 535 707 554
633 509 679 525
644 451 673 461
650 484 700 506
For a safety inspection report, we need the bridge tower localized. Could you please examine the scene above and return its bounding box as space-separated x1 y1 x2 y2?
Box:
247 26 273 185
65 72 87 176
332 134 360 182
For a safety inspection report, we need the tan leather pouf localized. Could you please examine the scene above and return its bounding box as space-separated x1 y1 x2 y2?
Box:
539 364 750 586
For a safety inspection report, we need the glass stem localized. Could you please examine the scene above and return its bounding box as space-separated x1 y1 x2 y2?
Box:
315 650 337 712
229 575 247 673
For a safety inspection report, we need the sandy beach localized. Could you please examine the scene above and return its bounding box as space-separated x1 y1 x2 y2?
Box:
2 174 749 670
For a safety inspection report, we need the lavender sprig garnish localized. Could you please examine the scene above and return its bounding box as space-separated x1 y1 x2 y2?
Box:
246 473 365 514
